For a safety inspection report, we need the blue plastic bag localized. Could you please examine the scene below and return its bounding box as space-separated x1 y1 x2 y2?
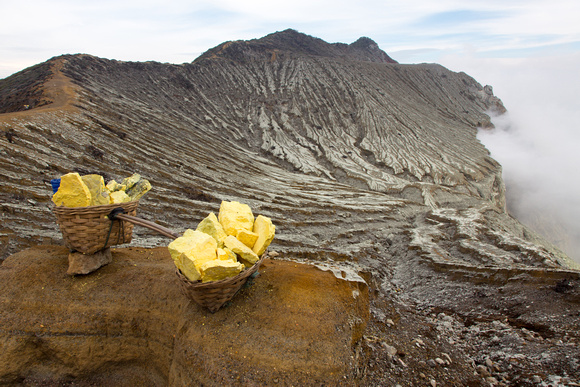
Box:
50 178 61 194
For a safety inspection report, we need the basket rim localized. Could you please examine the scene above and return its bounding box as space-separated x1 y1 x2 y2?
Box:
52 200 140 215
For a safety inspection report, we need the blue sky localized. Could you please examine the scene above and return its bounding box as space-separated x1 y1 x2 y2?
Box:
2 0 579 261
1 0 579 77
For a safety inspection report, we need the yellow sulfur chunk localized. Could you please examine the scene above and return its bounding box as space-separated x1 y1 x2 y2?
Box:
106 180 126 192
252 215 276 256
174 229 218 270
224 235 259 266
81 174 110 206
200 259 244 282
52 172 92 207
217 248 237 261
125 178 151 201
196 212 227 248
218 200 254 236
121 173 141 191
176 252 201 282
237 229 258 249
110 190 131 204
168 230 218 281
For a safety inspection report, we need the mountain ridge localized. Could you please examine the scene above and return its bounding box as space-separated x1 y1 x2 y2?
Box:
195 29 398 64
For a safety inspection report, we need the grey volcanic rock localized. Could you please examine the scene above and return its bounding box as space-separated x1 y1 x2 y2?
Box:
0 30 579 384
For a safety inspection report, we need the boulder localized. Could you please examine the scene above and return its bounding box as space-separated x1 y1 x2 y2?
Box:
66 247 112 275
125 177 152 201
120 173 141 191
0 246 369 386
105 179 126 192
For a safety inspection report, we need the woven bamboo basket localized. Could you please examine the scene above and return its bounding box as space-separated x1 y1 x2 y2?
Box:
52 201 139 254
176 253 266 313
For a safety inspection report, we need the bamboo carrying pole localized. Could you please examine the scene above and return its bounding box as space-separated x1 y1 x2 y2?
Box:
112 213 180 239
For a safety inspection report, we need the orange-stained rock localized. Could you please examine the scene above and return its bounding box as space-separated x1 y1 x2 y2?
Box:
0 246 369 386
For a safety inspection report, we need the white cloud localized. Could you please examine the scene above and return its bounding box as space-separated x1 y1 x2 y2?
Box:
2 0 580 78
438 51 580 262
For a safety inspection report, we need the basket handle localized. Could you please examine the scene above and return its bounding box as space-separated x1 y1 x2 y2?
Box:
108 208 180 239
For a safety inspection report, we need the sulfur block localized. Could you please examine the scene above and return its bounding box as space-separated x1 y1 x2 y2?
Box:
52 172 92 207
196 212 227 248
106 180 126 192
218 200 254 236
237 229 259 249
125 177 151 201
177 252 201 282
200 259 244 283
170 229 218 271
81 174 110 206
252 215 276 256
217 248 237 261
110 190 131 204
121 173 141 191
224 235 259 265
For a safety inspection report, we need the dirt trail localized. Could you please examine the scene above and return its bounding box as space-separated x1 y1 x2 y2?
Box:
0 57 79 124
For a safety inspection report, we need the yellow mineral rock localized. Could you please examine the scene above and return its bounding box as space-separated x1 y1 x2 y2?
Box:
252 215 276 256
196 212 227 248
218 200 254 236
106 180 126 192
224 235 259 266
167 202 274 282
216 248 237 261
237 229 259 249
125 177 152 201
168 230 218 280
121 173 141 191
176 252 201 282
177 229 218 270
52 172 92 207
200 259 244 282
81 174 110 206
109 190 131 204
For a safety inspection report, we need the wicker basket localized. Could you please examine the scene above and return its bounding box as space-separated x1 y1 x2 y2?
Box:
52 201 139 255
176 253 266 313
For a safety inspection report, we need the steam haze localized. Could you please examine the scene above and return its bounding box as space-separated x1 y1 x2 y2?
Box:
440 53 580 262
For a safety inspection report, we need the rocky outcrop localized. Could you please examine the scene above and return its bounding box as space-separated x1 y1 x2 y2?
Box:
0 30 579 385
0 247 369 386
